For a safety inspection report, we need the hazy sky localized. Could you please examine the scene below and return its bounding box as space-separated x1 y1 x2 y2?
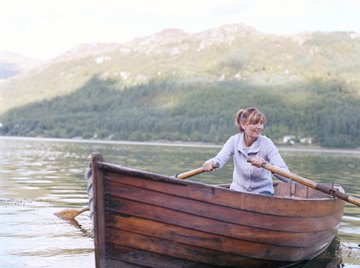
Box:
1 0 360 60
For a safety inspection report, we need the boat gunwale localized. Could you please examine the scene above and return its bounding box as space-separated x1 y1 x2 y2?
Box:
96 161 345 212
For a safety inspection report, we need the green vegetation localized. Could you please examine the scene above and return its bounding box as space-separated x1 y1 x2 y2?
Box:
0 26 360 148
1 77 359 148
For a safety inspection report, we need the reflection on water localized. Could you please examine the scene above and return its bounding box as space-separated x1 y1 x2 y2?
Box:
0 199 93 268
1 137 360 267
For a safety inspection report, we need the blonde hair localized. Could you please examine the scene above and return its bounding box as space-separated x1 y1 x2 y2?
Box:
234 107 266 132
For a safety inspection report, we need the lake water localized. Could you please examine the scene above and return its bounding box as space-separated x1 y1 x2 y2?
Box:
1 137 360 267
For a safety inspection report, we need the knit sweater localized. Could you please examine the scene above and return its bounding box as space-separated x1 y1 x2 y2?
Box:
208 133 289 194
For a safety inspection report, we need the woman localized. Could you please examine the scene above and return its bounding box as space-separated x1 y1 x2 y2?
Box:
203 107 289 195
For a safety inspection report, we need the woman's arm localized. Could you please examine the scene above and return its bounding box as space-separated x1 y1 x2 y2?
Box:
203 135 236 171
265 141 290 182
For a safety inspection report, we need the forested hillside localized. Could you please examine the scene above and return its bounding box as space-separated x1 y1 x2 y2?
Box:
0 24 359 148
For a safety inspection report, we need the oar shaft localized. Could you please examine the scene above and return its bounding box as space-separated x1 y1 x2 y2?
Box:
261 163 318 188
249 159 360 207
176 162 219 180
176 167 205 179
348 196 360 207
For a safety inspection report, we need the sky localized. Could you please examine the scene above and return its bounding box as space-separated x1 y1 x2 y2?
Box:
1 0 360 60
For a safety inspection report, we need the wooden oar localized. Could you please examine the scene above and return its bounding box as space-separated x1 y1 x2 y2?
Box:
55 206 90 220
176 162 219 179
247 158 360 207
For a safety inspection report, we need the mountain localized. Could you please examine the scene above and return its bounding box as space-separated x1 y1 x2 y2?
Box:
0 51 43 79
1 24 359 115
0 23 360 148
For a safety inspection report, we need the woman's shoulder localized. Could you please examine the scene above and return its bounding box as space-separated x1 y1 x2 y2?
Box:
230 133 243 142
232 133 242 139
224 133 242 145
258 135 276 147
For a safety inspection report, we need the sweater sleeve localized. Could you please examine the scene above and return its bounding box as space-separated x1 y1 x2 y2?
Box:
208 135 236 169
265 140 290 182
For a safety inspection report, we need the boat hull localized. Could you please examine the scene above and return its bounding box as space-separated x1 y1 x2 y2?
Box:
89 153 344 268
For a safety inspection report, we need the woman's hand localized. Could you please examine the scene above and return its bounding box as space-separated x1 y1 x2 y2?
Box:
249 156 266 168
203 161 217 172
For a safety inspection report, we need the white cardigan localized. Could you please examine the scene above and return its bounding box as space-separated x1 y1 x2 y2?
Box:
208 133 289 194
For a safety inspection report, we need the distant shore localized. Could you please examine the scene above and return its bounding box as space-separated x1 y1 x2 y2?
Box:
1 136 360 155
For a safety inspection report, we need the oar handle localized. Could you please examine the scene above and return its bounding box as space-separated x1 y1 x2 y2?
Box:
176 162 219 180
247 158 360 207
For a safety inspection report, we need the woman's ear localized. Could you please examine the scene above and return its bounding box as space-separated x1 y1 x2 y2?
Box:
240 121 247 130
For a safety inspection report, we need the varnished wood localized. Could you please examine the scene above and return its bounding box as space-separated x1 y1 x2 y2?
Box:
91 153 107 268
106 214 333 260
107 179 342 233
248 158 360 207
90 153 345 267
97 161 343 217
176 162 219 179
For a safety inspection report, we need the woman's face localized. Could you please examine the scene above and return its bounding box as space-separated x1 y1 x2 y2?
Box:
241 120 264 140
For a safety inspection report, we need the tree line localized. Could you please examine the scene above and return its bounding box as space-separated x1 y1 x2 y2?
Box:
0 76 359 148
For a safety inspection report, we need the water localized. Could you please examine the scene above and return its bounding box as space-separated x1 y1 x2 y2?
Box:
1 137 360 267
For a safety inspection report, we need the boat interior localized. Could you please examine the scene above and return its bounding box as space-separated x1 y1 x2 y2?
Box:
214 181 341 199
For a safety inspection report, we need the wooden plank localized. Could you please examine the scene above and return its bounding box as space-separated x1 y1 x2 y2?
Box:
105 258 140 268
106 245 307 268
104 170 344 217
106 196 335 249
91 153 107 268
106 213 331 261
107 228 295 267
107 245 226 268
107 180 342 233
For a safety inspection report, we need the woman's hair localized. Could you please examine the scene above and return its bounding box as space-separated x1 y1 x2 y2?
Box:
235 107 266 132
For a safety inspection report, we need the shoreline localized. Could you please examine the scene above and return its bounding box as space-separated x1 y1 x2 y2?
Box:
1 135 360 154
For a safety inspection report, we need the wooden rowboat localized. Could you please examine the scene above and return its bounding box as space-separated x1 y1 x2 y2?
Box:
88 152 344 268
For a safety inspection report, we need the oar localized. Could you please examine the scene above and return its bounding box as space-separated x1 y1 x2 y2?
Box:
176 162 219 179
55 206 90 220
247 158 360 207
